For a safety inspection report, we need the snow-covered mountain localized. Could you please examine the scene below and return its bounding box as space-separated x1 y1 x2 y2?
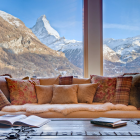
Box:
103 36 140 76
103 44 121 62
0 10 83 78
31 15 83 68
103 36 140 63
31 15 82 51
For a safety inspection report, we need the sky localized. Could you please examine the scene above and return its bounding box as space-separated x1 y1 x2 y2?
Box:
0 0 83 41
103 0 140 40
1 0 140 41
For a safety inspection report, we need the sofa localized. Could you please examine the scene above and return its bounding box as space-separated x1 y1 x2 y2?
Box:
0 74 140 118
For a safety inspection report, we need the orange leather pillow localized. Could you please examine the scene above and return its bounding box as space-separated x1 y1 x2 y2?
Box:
35 85 53 104
51 84 78 104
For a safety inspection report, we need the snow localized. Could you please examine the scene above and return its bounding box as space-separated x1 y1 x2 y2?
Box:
31 15 82 51
0 10 21 27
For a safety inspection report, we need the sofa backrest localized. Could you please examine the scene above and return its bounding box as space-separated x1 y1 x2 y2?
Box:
0 76 10 101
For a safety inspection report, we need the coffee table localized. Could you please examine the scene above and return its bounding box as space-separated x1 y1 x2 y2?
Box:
0 118 140 139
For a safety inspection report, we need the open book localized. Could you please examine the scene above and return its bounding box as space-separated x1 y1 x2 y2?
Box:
0 115 50 128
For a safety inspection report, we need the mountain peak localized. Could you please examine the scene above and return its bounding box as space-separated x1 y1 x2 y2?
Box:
37 15 48 22
34 14 60 39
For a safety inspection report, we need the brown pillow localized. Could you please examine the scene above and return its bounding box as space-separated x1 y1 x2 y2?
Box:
78 83 98 104
35 85 53 104
51 84 78 104
0 89 11 110
114 77 133 105
39 75 61 85
59 76 73 85
73 78 91 84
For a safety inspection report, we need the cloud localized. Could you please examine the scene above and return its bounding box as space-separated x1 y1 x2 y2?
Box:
103 23 140 31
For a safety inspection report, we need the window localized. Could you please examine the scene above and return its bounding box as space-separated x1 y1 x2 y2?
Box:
0 0 83 78
103 0 140 76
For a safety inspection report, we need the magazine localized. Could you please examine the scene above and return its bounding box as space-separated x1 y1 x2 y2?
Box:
0 114 50 128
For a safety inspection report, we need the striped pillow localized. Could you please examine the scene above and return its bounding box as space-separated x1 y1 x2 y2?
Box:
59 76 73 85
0 89 11 110
114 77 133 105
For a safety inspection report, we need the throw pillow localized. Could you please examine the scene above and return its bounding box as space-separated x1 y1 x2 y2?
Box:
51 84 78 104
78 83 98 104
114 76 133 105
39 75 61 85
73 78 91 84
35 85 53 104
0 89 11 110
29 79 40 85
6 78 38 105
128 74 140 108
91 75 117 103
0 76 10 101
59 76 73 85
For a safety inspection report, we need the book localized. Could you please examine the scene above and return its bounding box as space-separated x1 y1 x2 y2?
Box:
91 117 121 124
90 117 127 127
0 114 50 128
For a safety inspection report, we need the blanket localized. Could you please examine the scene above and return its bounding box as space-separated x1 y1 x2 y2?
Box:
2 103 137 115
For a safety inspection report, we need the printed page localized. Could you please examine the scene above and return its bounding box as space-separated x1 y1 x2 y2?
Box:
14 115 50 127
0 114 27 125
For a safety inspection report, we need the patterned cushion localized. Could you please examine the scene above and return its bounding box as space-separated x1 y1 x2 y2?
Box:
91 75 116 103
59 76 73 85
6 78 40 105
114 77 133 105
0 76 10 100
0 89 11 110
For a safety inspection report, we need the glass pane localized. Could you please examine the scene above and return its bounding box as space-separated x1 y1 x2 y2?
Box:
0 0 83 78
103 0 140 76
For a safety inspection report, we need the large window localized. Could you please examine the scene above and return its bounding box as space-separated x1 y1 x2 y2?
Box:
103 0 140 76
0 0 83 78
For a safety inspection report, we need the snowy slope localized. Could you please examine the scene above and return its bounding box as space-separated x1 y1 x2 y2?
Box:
31 15 82 51
103 36 140 62
31 15 60 46
31 15 83 68
0 10 22 27
103 44 121 62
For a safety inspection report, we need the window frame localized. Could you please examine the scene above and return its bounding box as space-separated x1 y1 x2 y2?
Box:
84 0 103 78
